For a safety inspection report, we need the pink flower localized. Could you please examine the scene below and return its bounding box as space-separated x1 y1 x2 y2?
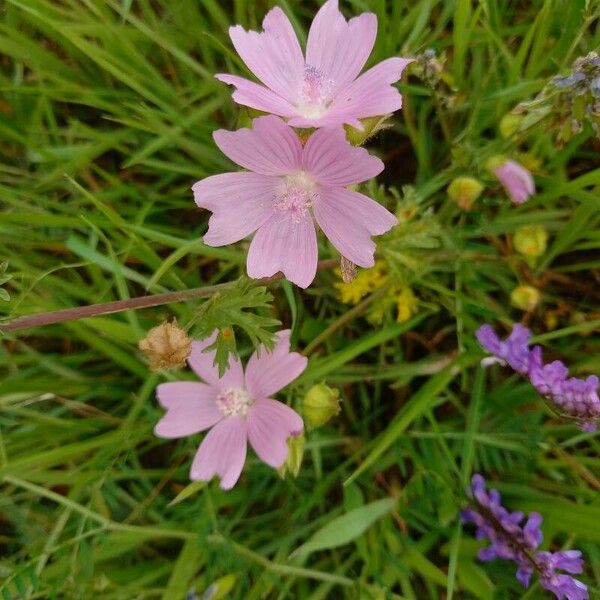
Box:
192 115 397 288
216 0 412 129
494 160 535 205
154 330 306 490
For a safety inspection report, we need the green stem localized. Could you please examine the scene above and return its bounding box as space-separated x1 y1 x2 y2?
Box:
1 259 338 333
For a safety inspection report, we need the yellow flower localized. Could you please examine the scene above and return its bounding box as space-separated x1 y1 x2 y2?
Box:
396 287 419 323
335 260 387 304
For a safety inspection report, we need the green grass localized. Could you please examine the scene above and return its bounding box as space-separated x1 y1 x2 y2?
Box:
1 0 600 598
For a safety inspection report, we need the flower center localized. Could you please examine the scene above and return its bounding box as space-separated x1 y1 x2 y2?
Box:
297 65 335 119
216 387 253 417
274 172 319 223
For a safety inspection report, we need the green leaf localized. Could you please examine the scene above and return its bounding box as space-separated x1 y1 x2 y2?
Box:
192 278 280 375
291 497 396 558
167 481 207 508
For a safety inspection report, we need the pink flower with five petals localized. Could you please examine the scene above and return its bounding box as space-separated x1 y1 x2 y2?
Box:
192 115 397 288
154 330 306 490
216 0 413 129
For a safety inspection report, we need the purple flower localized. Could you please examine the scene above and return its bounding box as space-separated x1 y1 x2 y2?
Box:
475 324 532 374
494 159 535 204
463 475 588 600
476 324 600 431
537 551 589 600
216 0 412 129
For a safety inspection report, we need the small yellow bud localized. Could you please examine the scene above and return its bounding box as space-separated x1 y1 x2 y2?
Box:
513 225 548 258
138 320 192 371
510 285 541 311
396 287 419 323
499 113 524 139
447 176 485 210
302 383 341 427
516 152 541 172
485 154 507 173
278 434 305 478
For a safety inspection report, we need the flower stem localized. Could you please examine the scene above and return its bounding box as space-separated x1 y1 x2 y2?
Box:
1 259 338 333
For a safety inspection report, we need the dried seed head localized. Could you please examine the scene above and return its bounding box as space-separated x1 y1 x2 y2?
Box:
139 320 192 371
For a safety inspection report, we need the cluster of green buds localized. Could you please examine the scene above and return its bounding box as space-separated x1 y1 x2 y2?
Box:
513 51 600 146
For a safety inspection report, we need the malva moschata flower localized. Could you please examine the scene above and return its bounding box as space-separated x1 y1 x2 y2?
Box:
216 0 412 129
154 330 306 489
192 115 397 288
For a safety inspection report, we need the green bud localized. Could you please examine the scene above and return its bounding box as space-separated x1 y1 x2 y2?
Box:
344 115 391 146
499 113 524 139
511 285 541 311
485 154 507 173
278 434 305 479
447 176 484 210
513 225 548 258
302 383 341 427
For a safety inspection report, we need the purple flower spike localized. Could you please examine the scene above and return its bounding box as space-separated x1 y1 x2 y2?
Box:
475 324 532 374
463 475 588 600
476 324 600 431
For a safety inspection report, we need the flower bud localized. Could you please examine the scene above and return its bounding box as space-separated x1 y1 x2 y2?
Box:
510 285 541 311
344 115 391 146
513 225 548 258
138 320 192 371
278 434 305 478
499 113 523 138
447 176 484 210
302 383 341 427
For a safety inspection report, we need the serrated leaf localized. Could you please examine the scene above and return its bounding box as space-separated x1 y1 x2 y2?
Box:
290 497 396 558
192 278 280 374
0 288 9 302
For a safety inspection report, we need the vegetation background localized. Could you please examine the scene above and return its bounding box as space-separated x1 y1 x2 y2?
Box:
1 0 599 598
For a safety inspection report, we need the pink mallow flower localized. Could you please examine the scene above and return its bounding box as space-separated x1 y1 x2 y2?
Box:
192 115 397 288
216 0 412 129
494 160 535 204
154 330 306 490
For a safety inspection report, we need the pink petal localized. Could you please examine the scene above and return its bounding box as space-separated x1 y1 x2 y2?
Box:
187 332 245 389
228 7 304 102
192 172 278 246
247 399 304 468
306 0 377 93
313 187 397 267
302 127 384 186
154 382 223 438
215 74 297 117
494 160 535 205
190 416 248 489
247 213 318 288
245 330 308 399
213 115 302 176
327 57 413 123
